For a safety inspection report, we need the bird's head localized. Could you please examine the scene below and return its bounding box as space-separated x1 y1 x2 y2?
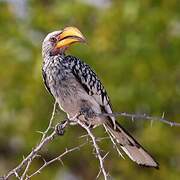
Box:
42 26 86 57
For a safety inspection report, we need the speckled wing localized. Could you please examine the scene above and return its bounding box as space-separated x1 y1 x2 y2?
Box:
65 55 116 123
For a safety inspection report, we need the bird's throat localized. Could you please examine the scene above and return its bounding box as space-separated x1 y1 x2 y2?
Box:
50 46 68 56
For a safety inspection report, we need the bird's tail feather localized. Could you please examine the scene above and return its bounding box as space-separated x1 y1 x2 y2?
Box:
105 120 159 168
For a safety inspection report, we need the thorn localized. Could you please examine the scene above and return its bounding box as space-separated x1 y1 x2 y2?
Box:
35 154 41 158
36 131 44 135
96 168 101 179
162 112 165 119
58 158 64 166
102 152 109 161
78 134 89 139
42 157 47 164
14 170 20 179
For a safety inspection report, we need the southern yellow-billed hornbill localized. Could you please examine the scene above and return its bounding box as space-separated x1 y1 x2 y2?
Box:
42 27 158 168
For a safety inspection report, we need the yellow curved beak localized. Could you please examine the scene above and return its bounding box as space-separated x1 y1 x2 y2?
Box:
56 27 86 49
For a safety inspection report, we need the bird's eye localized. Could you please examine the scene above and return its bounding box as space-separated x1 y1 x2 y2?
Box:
49 37 57 43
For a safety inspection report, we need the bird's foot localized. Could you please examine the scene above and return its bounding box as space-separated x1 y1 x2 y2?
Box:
55 119 69 136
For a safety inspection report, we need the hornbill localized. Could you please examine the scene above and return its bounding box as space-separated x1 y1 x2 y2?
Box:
42 26 158 168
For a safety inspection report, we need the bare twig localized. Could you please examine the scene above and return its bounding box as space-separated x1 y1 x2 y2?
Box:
3 102 58 180
20 159 32 180
40 101 57 142
4 130 57 180
26 143 86 180
77 120 109 180
97 112 180 127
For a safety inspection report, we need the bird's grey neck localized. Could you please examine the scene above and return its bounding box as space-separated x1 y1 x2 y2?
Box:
43 53 65 65
43 52 65 59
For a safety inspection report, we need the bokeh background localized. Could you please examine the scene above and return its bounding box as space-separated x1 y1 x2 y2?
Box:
0 0 180 179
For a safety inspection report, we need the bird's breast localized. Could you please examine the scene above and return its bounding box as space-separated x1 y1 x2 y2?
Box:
44 63 81 113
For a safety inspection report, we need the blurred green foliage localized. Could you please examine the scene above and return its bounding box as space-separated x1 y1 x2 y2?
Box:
0 0 180 179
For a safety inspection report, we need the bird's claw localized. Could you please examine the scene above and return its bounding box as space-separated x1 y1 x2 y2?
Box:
55 120 68 136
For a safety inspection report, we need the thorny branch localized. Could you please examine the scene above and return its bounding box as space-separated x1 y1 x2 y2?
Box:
25 143 86 180
40 101 57 142
2 102 66 180
1 101 180 180
77 120 109 180
3 129 57 179
97 112 180 127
